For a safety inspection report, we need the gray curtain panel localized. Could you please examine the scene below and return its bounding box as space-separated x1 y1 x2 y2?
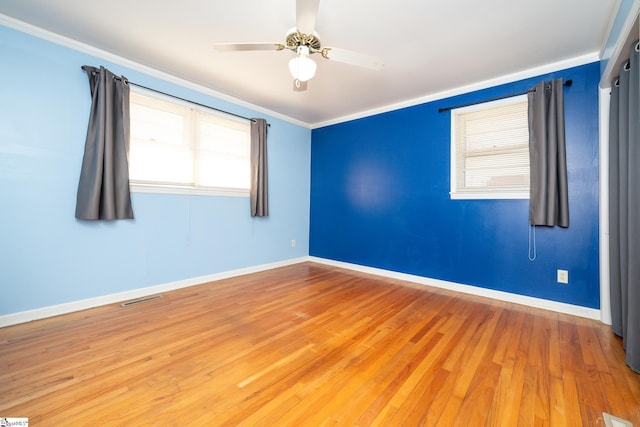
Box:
528 78 569 228
609 40 640 374
75 66 133 220
250 118 269 217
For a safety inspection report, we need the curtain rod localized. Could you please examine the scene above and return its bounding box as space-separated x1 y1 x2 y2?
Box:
81 65 269 126
438 79 572 113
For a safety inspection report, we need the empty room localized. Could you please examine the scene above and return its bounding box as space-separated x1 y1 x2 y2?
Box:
1 0 639 425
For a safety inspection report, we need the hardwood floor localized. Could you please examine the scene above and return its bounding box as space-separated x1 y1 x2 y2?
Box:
1 262 639 426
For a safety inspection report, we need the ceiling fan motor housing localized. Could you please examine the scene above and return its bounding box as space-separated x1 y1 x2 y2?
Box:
285 30 322 52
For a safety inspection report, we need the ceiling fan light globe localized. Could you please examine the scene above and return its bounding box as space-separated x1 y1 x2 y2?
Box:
288 50 317 82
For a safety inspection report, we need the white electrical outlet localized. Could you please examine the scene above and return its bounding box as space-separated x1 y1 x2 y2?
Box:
557 269 569 284
291 239 296 248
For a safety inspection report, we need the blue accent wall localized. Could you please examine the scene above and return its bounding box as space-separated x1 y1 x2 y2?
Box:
310 62 600 308
0 25 311 315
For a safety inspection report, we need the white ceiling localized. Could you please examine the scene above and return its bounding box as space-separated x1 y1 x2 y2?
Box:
0 0 618 127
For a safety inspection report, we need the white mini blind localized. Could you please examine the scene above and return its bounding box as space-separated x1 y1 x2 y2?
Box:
129 94 194 186
451 95 529 199
128 91 251 192
195 111 250 190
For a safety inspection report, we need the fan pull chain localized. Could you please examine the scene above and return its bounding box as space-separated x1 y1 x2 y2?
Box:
528 224 537 261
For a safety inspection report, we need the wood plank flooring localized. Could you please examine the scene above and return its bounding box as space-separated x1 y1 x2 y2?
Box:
1 262 639 426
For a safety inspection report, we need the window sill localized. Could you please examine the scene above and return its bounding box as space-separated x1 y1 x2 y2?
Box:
450 191 529 200
130 183 249 198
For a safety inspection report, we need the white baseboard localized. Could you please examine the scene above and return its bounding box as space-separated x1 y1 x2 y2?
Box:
1 255 600 328
309 257 601 320
0 257 308 328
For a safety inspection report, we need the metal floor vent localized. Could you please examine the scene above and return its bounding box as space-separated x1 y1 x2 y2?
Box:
121 295 163 307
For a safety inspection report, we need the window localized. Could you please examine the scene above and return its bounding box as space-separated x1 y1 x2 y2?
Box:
450 95 529 199
128 90 251 196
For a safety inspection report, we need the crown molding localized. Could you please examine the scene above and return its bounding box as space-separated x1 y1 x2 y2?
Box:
311 52 600 129
0 13 602 130
0 14 310 129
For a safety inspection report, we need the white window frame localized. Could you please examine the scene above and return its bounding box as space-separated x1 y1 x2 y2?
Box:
450 94 530 200
128 87 251 198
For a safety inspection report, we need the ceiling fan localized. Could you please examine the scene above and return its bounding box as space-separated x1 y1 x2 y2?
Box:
214 0 384 91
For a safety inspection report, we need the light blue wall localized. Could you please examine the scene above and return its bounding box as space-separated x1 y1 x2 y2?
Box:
0 25 311 315
601 0 638 75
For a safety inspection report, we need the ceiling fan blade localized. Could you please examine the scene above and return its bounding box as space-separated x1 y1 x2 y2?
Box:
322 47 384 70
296 0 320 34
293 79 308 92
215 43 284 52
